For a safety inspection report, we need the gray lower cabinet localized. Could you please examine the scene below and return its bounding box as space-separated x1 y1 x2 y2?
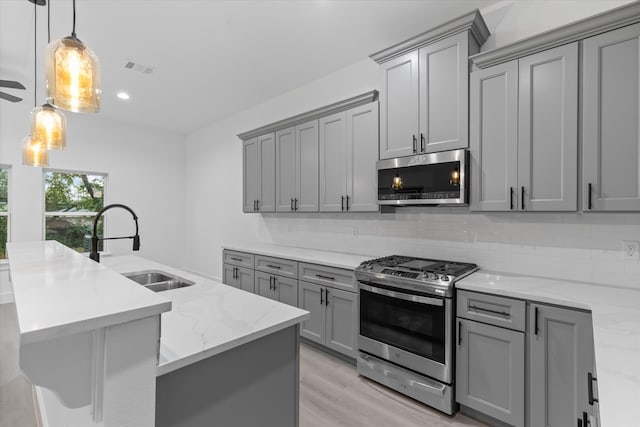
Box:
222 264 254 293
582 23 640 211
255 271 297 306
529 304 596 427
298 280 357 359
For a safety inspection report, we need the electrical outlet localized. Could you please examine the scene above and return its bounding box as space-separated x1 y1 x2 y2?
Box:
623 240 640 260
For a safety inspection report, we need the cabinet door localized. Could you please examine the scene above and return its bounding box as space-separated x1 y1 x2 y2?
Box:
237 266 255 293
518 43 578 211
419 32 469 153
255 271 276 300
324 288 357 358
469 61 518 211
275 127 296 212
319 112 348 212
379 50 420 159
529 304 594 427
222 264 239 288
258 133 276 212
456 319 525 427
295 119 319 212
274 275 298 307
298 281 325 345
583 23 640 211
243 138 260 212
346 101 379 212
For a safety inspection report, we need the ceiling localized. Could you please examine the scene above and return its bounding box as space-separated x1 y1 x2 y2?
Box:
0 0 499 134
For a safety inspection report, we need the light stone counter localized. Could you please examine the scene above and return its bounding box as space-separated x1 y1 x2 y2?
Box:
222 242 372 270
456 271 640 427
101 255 310 376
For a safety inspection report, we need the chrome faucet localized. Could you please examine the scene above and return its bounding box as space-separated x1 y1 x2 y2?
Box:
89 203 140 263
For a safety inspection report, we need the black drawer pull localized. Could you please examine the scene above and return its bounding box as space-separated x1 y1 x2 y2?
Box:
588 183 593 210
320 288 324 305
266 264 281 269
291 198 294 211
420 133 425 152
458 321 462 346
325 289 329 305
230 257 242 262
521 186 525 210
588 372 598 405
534 306 539 335
341 195 345 211
468 305 510 318
583 411 589 427
294 198 298 211
316 274 335 281
510 187 514 210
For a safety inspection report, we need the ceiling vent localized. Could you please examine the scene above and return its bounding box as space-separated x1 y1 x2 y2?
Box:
124 61 154 75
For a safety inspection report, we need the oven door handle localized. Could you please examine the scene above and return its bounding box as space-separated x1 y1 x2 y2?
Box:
359 283 444 306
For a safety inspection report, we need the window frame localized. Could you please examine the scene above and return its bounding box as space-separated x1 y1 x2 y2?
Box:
42 168 108 254
0 165 10 263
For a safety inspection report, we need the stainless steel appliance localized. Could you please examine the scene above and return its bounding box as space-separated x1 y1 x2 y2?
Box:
355 255 478 414
377 149 468 206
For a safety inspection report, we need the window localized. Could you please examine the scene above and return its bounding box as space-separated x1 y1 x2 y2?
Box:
44 170 106 253
0 167 8 260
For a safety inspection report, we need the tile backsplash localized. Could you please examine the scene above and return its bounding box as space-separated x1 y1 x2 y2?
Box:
258 208 640 290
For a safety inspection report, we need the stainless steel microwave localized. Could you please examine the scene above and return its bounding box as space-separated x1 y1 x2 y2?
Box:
377 149 468 206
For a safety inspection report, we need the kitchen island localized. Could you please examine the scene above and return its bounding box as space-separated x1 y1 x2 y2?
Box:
7 241 309 427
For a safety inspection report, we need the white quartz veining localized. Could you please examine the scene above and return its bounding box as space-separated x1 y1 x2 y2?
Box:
223 243 372 270
7 241 171 344
456 271 640 427
101 255 309 376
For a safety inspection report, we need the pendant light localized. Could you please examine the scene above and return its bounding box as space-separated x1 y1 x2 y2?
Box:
23 0 50 167
31 0 67 150
46 0 100 113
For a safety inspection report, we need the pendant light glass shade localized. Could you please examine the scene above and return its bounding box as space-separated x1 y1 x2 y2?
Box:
22 136 49 167
30 102 67 150
46 35 100 113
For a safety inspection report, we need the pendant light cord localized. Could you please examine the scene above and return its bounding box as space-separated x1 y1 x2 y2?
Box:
33 0 37 108
72 0 76 37
47 0 50 43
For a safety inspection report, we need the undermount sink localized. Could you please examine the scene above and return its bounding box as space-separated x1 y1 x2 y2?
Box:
123 270 194 292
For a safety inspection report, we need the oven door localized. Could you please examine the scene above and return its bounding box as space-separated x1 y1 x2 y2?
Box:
358 282 453 383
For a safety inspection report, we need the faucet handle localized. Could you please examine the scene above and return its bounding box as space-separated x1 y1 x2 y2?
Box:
133 235 140 251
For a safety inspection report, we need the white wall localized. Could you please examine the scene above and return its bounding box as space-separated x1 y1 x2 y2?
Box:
183 0 640 291
0 97 186 302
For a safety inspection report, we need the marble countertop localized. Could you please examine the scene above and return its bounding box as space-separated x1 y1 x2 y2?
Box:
7 241 172 344
456 271 640 427
101 255 310 376
223 243 372 270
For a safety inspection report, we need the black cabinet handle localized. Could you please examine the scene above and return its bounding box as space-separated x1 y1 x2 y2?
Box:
320 288 324 305
230 257 242 262
316 274 335 281
291 198 294 211
534 306 539 335
256 199 260 211
294 198 298 211
588 372 598 405
253 200 256 211
412 135 417 153
583 411 589 427
325 289 329 305
231 267 236 280
578 417 583 427
346 195 350 211
458 321 462 346
272 277 276 290
266 264 281 269
588 183 592 210
510 187 514 210
468 304 510 318
341 195 345 211
269 276 273 290
521 186 525 210
420 133 425 152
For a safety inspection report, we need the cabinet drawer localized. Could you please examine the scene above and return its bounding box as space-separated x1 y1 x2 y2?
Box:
254 255 298 278
298 262 355 292
457 290 526 332
223 250 254 268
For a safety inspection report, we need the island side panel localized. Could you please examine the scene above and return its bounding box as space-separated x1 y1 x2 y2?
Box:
156 325 300 427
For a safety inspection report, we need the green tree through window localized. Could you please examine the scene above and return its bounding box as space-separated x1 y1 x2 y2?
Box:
44 171 106 252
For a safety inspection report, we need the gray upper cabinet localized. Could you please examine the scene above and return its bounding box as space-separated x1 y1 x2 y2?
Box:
320 102 379 212
379 51 420 159
242 138 260 212
374 11 489 160
295 120 319 212
258 133 276 212
275 127 296 212
529 304 595 427
518 43 578 211
470 61 518 211
583 23 640 211
419 32 469 153
470 43 578 212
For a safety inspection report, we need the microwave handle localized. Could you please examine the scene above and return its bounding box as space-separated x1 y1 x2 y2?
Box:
359 283 443 306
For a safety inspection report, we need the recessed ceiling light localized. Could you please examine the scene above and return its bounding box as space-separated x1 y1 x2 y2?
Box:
117 92 130 101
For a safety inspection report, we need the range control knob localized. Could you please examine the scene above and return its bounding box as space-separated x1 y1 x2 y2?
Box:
441 275 450 281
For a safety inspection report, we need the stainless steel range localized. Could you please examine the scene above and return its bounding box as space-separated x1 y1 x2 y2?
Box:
355 255 478 415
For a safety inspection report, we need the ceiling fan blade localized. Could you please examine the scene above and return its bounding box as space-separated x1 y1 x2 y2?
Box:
0 91 23 102
0 80 26 90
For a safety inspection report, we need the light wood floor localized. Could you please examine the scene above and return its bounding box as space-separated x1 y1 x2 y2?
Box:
0 303 485 427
